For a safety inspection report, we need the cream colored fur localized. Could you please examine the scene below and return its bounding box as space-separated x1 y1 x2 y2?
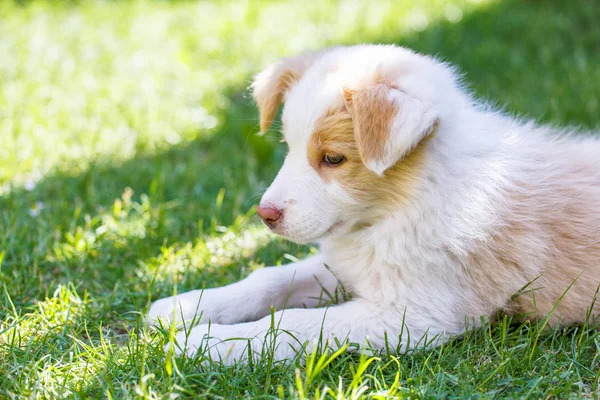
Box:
147 45 600 365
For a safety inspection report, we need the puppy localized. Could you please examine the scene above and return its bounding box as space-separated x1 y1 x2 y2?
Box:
148 45 600 365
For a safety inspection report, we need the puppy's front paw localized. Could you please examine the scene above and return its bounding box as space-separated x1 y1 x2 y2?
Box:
146 291 203 328
167 324 259 365
146 288 243 328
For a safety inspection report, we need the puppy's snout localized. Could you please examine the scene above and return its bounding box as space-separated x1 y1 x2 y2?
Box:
257 205 283 228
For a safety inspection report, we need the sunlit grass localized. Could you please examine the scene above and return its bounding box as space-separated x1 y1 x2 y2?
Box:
1 0 599 397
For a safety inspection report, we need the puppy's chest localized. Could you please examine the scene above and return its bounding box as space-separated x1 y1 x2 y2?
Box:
321 228 450 300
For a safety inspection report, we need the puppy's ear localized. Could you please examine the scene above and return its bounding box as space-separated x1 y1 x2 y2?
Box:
252 51 320 134
343 84 438 176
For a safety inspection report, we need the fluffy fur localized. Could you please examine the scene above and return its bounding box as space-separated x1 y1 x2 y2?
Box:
147 45 600 365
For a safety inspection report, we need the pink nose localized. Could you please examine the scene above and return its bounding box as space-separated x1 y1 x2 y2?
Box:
257 205 283 228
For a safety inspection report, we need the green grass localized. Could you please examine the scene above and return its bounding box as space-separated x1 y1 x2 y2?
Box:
1 0 599 397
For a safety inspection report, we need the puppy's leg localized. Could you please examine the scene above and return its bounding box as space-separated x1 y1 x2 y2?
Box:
173 300 459 365
147 254 341 327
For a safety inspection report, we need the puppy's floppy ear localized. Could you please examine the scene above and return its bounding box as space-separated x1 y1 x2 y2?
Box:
251 51 320 134
343 83 438 176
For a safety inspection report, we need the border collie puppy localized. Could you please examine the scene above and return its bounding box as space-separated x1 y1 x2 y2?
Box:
148 45 600 365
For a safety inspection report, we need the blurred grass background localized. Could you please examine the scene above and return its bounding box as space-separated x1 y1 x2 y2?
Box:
0 0 599 398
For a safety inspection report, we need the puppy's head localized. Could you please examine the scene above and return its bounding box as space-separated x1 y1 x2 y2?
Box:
253 45 442 243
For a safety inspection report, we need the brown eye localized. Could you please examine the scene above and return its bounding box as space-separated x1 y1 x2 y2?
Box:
323 153 345 165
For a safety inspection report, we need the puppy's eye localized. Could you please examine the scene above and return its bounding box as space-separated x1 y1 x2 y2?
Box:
323 153 345 165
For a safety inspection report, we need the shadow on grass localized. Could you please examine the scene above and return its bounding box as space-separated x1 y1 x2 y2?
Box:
0 92 304 316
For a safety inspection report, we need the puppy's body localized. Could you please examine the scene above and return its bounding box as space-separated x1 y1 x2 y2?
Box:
325 122 600 327
148 45 600 364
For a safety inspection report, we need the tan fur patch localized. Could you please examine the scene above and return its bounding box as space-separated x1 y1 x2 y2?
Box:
252 52 321 133
343 84 398 165
460 161 600 326
308 107 431 211
257 69 299 133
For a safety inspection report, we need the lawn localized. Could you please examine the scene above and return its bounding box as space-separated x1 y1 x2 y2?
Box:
1 0 599 398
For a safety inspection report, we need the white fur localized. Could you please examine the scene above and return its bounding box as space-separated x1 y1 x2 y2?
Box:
147 45 600 364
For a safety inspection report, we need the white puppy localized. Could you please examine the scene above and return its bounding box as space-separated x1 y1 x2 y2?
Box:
148 45 600 365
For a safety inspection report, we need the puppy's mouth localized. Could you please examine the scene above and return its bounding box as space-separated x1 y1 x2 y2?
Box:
271 219 346 244
326 220 345 234
306 219 346 242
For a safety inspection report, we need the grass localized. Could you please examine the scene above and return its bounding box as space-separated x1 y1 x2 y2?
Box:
0 0 599 397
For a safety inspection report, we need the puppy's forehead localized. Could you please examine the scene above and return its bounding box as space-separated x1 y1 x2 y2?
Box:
280 45 410 146
281 65 343 145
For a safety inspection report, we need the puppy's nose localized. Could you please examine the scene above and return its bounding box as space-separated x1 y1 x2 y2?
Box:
257 205 283 228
